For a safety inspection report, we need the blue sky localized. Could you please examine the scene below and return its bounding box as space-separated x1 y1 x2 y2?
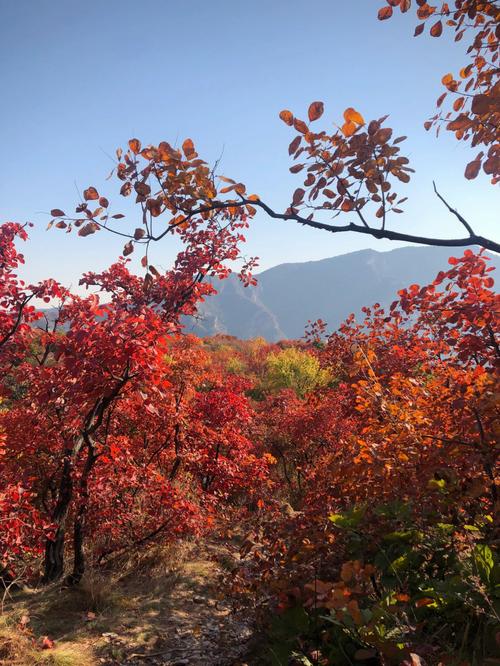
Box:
1 0 498 291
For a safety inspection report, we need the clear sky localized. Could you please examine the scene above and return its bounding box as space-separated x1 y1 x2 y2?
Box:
1 0 498 292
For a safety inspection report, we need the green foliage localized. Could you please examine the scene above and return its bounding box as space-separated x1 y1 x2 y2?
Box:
266 505 500 665
267 606 311 666
263 347 331 397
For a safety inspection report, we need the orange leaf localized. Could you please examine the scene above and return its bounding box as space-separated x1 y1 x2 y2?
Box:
342 121 357 137
460 65 472 79
128 138 141 154
415 597 434 607
182 138 196 159
41 636 55 649
308 101 324 122
279 110 294 126
344 107 365 126
378 6 393 20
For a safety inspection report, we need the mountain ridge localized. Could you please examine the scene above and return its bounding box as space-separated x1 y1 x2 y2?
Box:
183 245 499 341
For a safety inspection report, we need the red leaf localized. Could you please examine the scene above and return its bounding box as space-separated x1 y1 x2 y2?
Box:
292 188 305 205
83 187 99 201
293 118 308 134
134 182 151 197
430 20 443 37
78 223 98 237
120 182 132 197
308 101 324 122
464 159 481 180
288 136 301 155
123 241 134 256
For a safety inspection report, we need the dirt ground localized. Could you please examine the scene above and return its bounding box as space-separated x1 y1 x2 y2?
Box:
1 538 264 666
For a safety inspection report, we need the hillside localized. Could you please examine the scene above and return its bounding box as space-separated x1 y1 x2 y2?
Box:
185 246 500 340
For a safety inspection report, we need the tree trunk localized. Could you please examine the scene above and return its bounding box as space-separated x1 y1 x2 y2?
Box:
67 506 85 585
42 462 72 582
67 445 96 585
42 441 81 583
43 527 67 582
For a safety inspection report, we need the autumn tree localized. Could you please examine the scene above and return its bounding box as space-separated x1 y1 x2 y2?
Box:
0 171 266 584
263 347 331 397
236 250 499 664
0 224 62 581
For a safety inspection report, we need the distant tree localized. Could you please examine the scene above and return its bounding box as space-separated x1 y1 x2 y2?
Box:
264 347 330 397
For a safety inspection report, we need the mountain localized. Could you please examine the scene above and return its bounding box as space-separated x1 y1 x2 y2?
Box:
183 246 500 341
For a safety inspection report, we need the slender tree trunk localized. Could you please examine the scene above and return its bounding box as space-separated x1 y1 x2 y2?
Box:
68 506 86 585
68 445 96 585
42 450 75 583
42 369 130 584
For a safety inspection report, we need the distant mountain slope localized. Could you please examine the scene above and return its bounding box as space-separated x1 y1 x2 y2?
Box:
183 246 500 341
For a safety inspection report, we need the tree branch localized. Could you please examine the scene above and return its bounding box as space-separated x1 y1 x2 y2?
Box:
433 181 476 237
157 198 500 254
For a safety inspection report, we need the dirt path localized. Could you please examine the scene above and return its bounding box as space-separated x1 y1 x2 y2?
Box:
113 542 256 666
4 539 260 666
